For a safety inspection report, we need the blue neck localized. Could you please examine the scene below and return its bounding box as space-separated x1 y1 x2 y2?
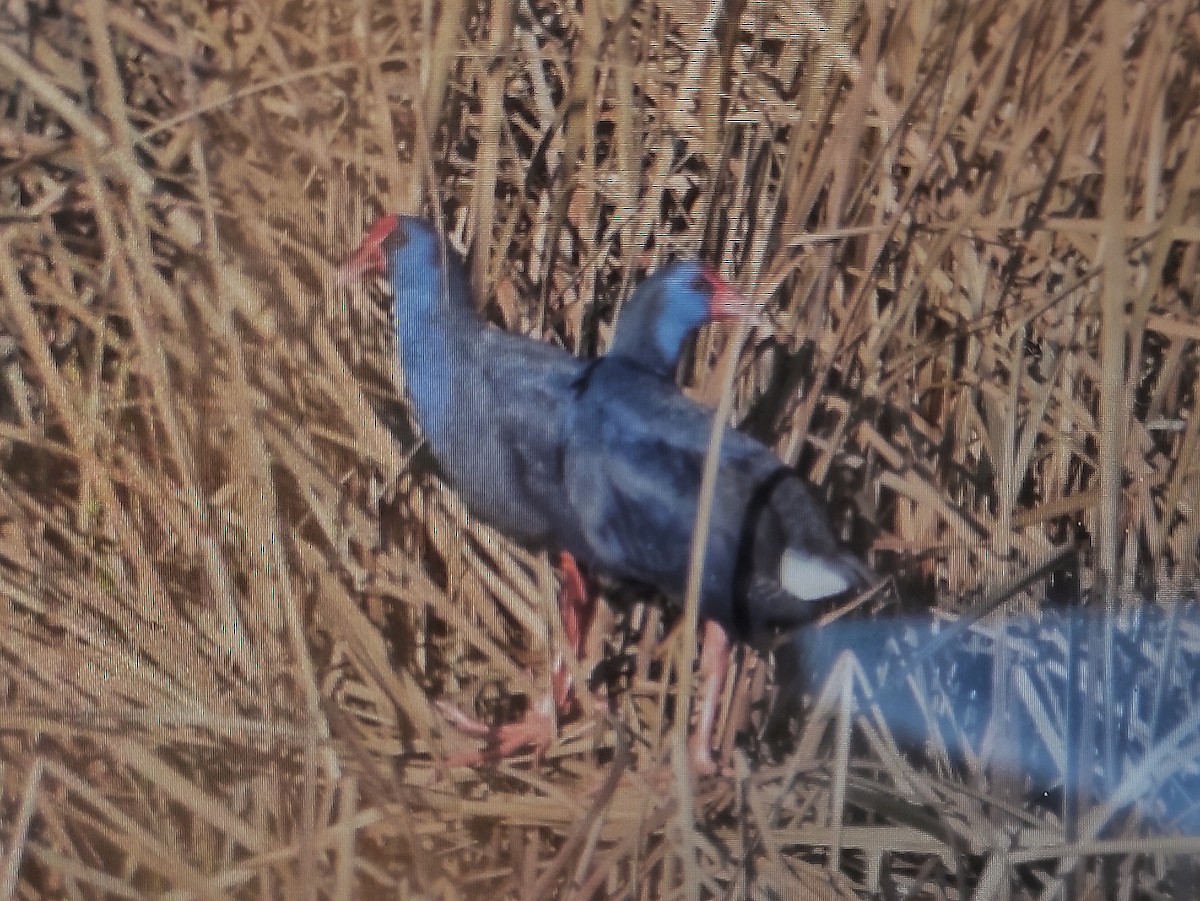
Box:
390 231 479 431
651 309 698 373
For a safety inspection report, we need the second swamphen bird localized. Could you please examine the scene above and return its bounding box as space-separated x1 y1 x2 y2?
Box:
566 269 871 640
562 262 873 771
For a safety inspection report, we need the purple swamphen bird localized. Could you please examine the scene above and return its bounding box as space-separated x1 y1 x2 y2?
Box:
340 216 746 763
340 215 592 760
340 215 586 548
566 263 872 634
561 262 873 771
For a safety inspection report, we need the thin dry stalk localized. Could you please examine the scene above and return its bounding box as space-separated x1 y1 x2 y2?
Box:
0 0 1198 897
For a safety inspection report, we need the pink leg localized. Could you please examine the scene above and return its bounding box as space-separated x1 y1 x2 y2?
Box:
437 694 556 765
552 550 596 712
690 618 731 776
439 552 596 767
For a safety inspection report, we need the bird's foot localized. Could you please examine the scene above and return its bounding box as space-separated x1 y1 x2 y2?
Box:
689 737 726 779
435 694 558 768
434 553 604 773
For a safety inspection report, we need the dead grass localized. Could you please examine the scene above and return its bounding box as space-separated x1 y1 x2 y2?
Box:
1 0 1198 897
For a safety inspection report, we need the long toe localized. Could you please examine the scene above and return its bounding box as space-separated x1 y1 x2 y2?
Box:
436 694 558 768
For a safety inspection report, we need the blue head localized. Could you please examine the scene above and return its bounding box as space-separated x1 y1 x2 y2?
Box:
609 260 751 375
338 214 472 320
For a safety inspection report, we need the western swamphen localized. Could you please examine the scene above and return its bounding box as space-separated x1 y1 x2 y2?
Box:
562 262 873 771
341 215 602 760
340 215 587 548
567 261 870 636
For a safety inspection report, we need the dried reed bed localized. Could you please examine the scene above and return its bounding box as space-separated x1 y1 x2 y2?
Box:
0 0 1198 897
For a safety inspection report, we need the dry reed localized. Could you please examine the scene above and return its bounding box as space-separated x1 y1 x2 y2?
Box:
1 0 1198 897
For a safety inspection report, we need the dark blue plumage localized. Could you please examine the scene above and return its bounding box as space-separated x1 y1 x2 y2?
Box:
344 217 869 641
565 262 871 645
344 215 587 549
606 260 745 375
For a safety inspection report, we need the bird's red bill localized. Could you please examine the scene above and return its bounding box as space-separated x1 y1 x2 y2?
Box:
337 214 399 285
701 266 756 321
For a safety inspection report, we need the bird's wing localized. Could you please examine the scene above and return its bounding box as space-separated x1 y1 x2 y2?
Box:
463 329 584 533
563 362 776 592
564 361 872 641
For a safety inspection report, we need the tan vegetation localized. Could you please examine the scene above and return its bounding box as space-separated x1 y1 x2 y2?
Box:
1 0 1198 897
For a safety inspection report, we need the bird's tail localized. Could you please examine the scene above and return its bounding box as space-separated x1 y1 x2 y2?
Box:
780 546 874 601
740 546 873 647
